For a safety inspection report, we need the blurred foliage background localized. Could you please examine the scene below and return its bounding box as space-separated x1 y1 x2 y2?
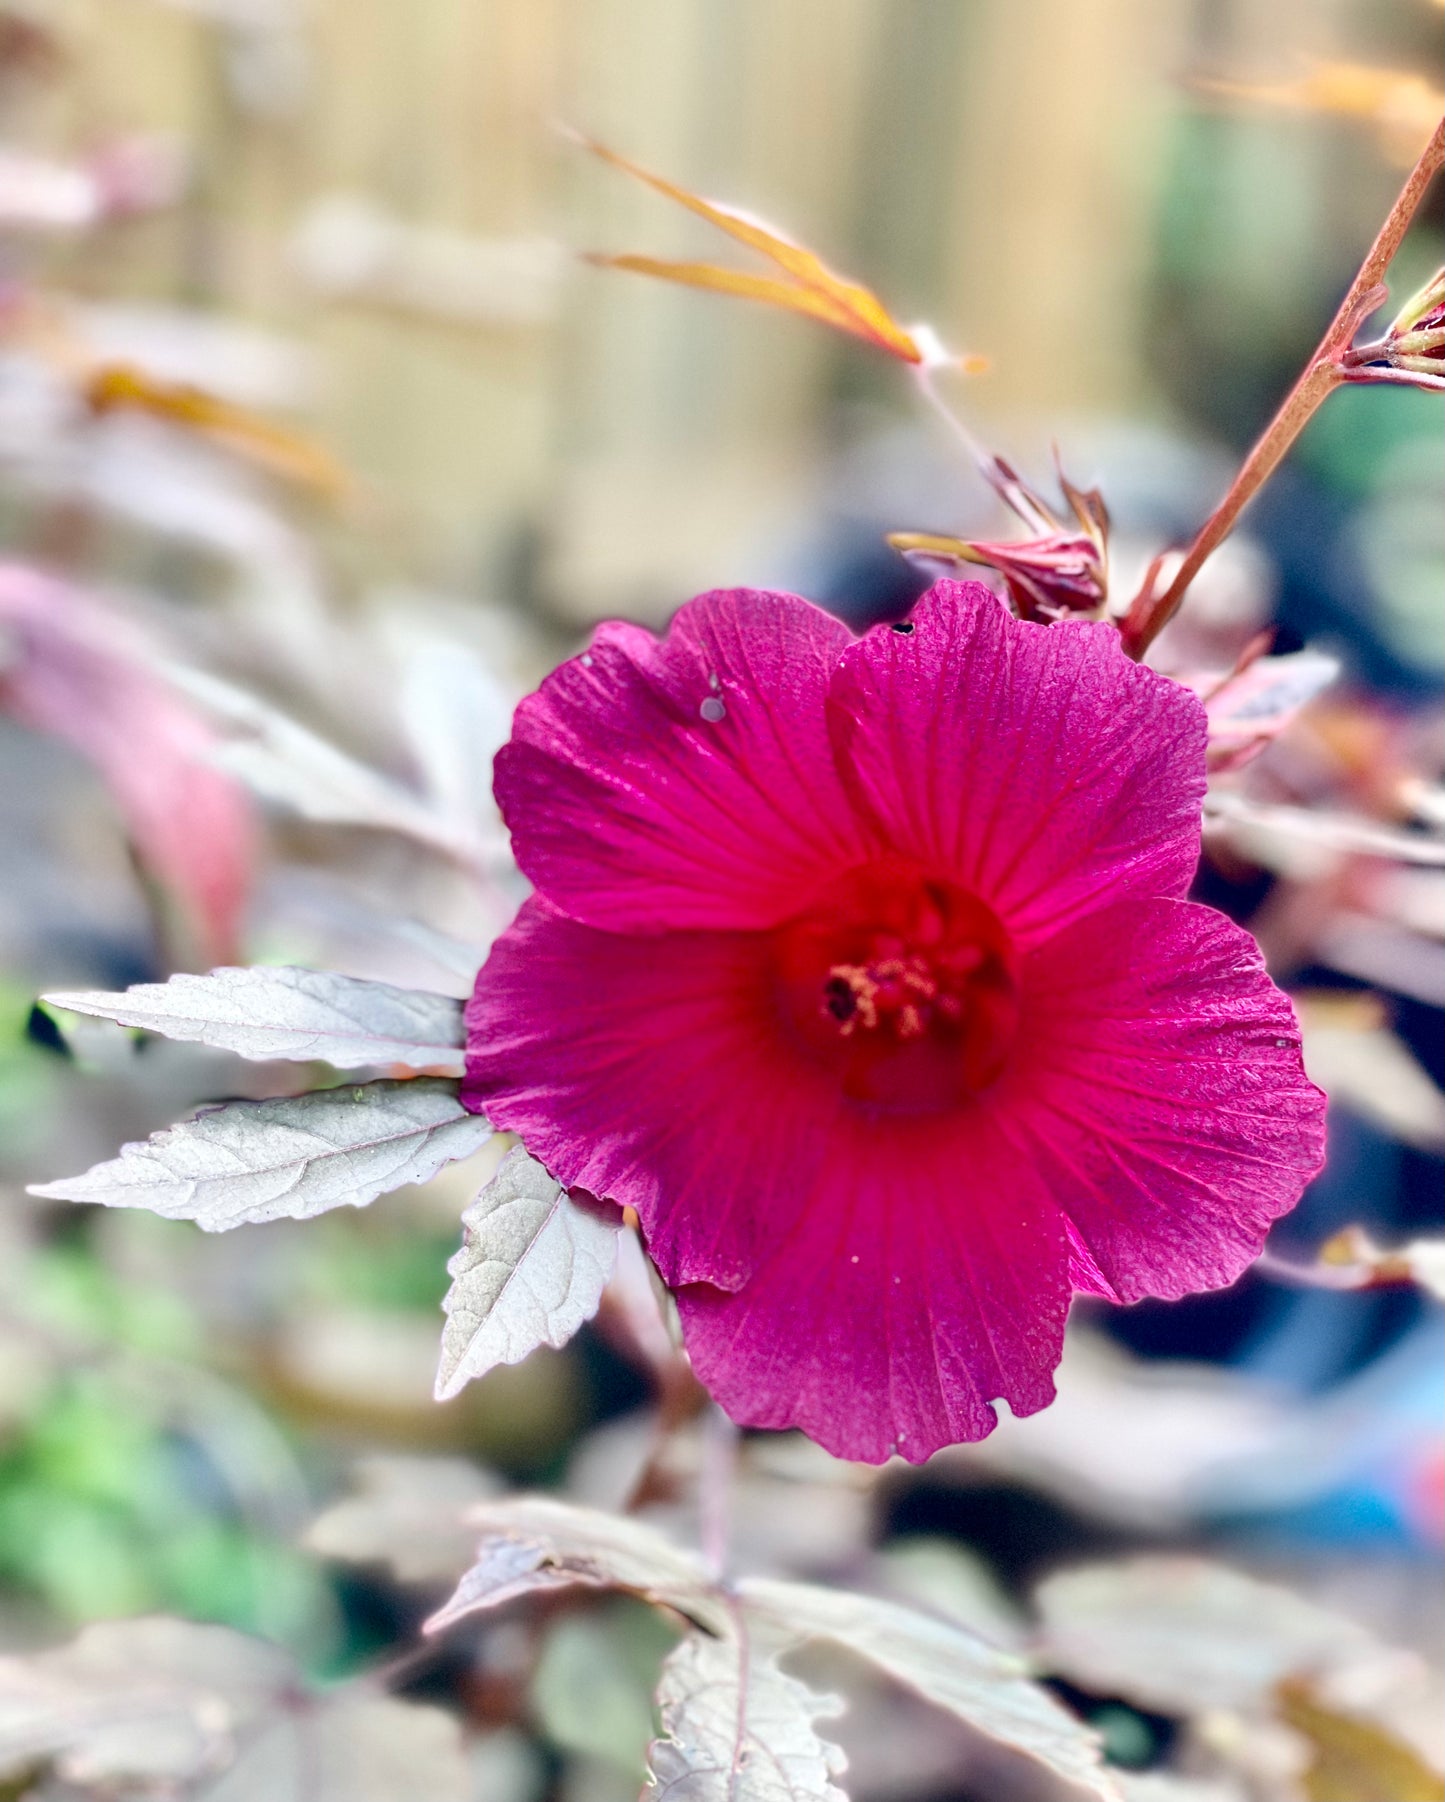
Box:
0 2 1441 1799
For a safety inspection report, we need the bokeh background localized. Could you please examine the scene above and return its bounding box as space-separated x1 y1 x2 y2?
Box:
0 2 1441 1799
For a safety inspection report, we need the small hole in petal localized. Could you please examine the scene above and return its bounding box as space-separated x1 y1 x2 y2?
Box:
890 620 915 635
699 696 727 722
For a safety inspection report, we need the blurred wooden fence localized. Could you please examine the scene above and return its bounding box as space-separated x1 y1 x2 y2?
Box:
24 0 1395 621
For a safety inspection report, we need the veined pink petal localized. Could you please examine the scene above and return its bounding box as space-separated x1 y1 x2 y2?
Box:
1010 898 1326 1301
495 589 866 933
470 579 1327 1461
676 1110 1067 1463
462 895 838 1292
825 582 1206 946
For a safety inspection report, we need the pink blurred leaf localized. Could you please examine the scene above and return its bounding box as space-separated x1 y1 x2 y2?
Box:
0 564 256 963
1187 648 1340 770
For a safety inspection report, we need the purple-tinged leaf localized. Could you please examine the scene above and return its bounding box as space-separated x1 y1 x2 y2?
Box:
424 1497 724 1635
1034 1558 1404 1717
0 1616 469 1799
741 1579 1117 1800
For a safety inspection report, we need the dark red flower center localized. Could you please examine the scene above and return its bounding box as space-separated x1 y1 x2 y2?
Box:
773 859 1019 1114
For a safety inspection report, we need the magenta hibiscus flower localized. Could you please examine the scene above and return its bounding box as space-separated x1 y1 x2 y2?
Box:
463 580 1326 1463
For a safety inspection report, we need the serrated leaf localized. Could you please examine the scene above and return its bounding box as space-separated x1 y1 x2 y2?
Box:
646 1618 848 1801
742 1578 1114 1799
306 1454 500 1584
1277 1679 1445 1802
424 1496 724 1636
0 1615 469 1800
28 1077 491 1229
44 965 466 1073
1034 1558 1392 1716
434 1148 620 1401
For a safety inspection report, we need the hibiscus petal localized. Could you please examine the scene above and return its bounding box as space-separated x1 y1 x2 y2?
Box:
1008 897 1327 1302
825 581 1207 945
676 1110 1069 1464
495 589 865 933
461 896 839 1291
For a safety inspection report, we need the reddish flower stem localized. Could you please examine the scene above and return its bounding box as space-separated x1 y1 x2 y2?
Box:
1121 113 1445 661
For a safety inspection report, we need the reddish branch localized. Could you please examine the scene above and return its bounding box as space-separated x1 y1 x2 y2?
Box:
1121 112 1445 660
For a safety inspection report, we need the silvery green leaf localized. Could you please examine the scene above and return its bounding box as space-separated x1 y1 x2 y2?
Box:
741 1579 1115 1799
45 973 464 1066
28 1078 491 1230
0 1616 469 1801
434 1148 620 1401
646 1621 847 1802
44 966 467 1073
425 1497 724 1636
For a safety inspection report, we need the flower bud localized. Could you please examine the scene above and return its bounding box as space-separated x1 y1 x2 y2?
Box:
888 457 1110 622
1340 267 1445 392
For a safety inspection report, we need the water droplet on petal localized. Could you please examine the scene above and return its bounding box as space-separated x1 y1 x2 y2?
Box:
581 653 594 667
1275 1038 1292 1049
699 696 726 722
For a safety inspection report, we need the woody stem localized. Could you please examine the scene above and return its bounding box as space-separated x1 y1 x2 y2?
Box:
1120 112 1445 660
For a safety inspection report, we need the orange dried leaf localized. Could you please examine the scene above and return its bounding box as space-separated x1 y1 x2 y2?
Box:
85 364 349 500
1276 1680 1445 1802
585 254 869 339
1197 64 1443 163
576 132 967 367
